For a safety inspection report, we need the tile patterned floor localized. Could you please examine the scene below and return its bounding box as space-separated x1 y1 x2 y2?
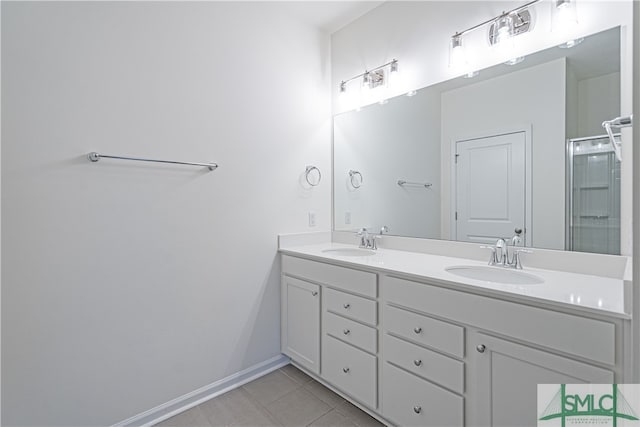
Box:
155 364 387 427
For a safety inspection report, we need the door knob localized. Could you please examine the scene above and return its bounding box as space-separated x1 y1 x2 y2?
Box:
413 327 422 334
413 406 422 414
343 303 351 309
476 344 486 353
343 329 350 335
342 367 350 373
414 359 422 367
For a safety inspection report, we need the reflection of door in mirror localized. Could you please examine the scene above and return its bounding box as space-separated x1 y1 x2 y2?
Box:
455 132 526 246
567 135 621 255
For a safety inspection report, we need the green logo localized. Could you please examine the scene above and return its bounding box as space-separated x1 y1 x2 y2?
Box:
539 384 639 426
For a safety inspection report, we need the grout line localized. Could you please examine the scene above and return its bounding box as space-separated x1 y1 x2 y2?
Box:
304 407 334 427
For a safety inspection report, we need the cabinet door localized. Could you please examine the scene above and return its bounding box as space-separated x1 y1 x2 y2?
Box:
471 332 614 427
282 276 320 374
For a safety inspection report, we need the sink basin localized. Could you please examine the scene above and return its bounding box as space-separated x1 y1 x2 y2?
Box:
445 266 544 285
321 248 377 257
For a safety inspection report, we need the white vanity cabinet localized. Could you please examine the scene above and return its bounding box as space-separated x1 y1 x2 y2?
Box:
280 255 380 410
280 252 626 427
382 275 620 427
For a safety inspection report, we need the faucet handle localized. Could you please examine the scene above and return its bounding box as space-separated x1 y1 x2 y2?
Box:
511 248 533 269
356 227 367 236
380 225 389 235
480 245 498 266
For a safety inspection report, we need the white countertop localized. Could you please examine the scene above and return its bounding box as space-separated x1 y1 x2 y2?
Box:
279 242 628 319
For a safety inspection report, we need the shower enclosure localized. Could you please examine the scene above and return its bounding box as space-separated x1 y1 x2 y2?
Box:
566 134 621 255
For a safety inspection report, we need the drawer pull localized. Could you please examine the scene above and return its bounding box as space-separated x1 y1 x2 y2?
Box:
342 367 350 374
413 327 422 334
413 359 422 367
476 344 486 353
413 406 422 414
343 329 351 335
343 303 351 309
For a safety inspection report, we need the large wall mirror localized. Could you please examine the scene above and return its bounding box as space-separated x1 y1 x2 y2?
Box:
333 27 625 255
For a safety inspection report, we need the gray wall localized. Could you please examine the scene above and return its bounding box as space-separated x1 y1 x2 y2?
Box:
1 3 330 425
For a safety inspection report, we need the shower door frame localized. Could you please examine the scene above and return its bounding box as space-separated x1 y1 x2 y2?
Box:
565 133 621 252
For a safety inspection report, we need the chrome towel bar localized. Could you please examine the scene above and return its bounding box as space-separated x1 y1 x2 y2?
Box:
87 152 218 171
397 180 432 188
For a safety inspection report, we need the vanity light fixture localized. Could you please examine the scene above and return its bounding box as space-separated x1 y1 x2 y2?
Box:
449 0 538 73
338 59 399 94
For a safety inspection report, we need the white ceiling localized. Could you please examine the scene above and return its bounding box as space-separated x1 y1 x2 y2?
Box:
279 1 384 34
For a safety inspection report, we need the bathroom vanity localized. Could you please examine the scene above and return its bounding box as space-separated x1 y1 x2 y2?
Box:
279 240 631 427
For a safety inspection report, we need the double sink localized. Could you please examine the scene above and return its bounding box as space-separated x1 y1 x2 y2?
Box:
320 247 544 285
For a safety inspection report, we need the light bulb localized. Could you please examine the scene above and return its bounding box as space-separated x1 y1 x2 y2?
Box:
388 60 399 87
449 34 466 73
553 0 582 47
494 14 514 45
362 72 370 91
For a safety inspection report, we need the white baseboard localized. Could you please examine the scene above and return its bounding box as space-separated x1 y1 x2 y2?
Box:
113 354 290 427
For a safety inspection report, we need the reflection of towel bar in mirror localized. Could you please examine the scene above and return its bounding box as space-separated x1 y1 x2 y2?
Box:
397 180 432 188
602 114 632 161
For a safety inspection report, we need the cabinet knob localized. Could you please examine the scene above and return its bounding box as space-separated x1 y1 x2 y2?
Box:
476 344 486 353
413 327 422 334
413 359 422 367
413 406 422 414
342 367 350 374
343 303 351 309
343 329 350 335
311 291 318 296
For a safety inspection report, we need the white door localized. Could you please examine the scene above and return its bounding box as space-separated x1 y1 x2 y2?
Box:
455 132 526 245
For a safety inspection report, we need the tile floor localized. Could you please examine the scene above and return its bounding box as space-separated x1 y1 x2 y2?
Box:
155 364 387 427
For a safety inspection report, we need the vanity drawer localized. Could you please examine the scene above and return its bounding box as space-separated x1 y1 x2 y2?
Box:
282 255 376 298
385 305 464 358
325 287 377 327
322 335 377 409
325 311 377 354
384 334 463 393
383 362 463 427
384 276 615 365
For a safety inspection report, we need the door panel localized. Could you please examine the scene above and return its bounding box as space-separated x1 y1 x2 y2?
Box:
456 132 526 244
283 276 320 374
472 333 614 427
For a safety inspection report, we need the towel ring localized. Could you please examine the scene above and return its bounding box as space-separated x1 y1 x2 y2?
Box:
305 166 321 186
349 170 363 188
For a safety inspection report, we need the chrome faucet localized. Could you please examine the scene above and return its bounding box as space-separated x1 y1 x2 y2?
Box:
357 228 370 248
481 229 532 269
356 226 388 250
495 238 508 266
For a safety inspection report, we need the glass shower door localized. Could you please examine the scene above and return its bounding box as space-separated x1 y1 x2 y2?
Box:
567 135 621 255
